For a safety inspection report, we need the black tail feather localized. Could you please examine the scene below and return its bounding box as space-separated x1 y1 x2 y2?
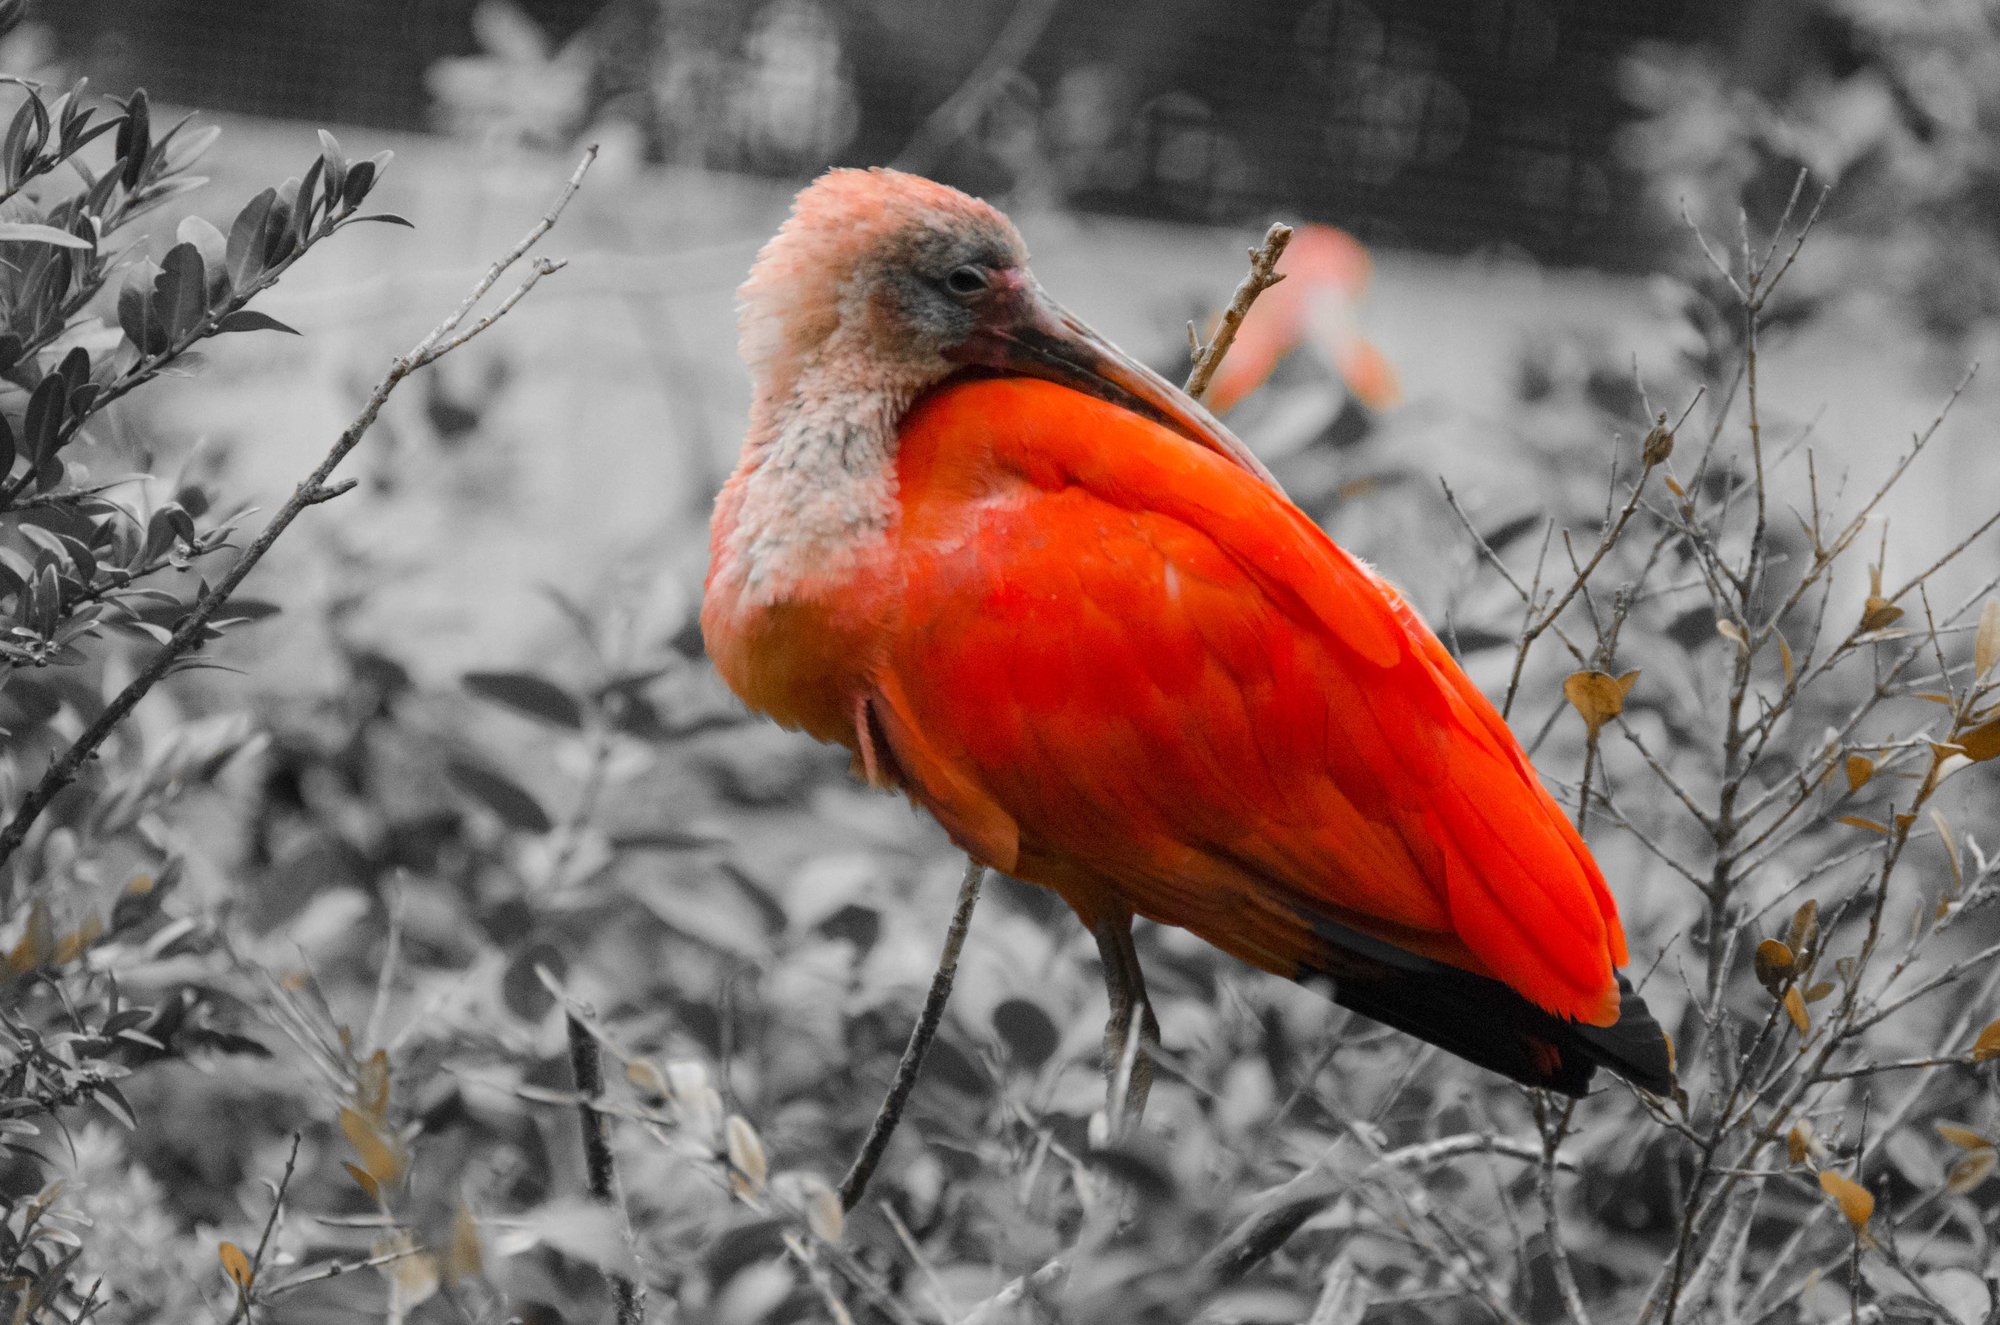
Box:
1292 909 1673 1097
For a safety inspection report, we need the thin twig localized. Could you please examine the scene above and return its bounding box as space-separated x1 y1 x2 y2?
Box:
1185 223 1294 401
839 858 985 1210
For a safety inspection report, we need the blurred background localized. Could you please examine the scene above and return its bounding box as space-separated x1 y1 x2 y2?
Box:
9 3 2000 1320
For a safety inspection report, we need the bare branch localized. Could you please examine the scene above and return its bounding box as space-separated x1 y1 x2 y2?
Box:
1185 222 1294 401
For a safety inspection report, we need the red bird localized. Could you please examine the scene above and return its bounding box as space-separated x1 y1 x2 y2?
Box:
703 169 1670 1108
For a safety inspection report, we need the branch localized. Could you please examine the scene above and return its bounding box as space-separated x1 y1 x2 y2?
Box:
1185 223 1294 402
0 145 597 871
568 1012 644 1325
839 858 984 1210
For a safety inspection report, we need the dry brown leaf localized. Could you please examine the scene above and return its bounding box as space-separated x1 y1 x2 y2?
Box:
1663 1031 1675 1073
343 1161 380 1205
1563 670 1640 737
218 1241 252 1289
1787 1126 1810 1164
1803 981 1835 1003
1716 618 1746 647
1789 899 1820 958
1839 815 1888 834
1936 1122 1992 1151
445 1203 482 1285
1895 812 1916 832
1861 595 1904 632
1784 986 1809 1034
1753 939 1795 990
1946 1149 1996 1195
625 1059 668 1099
339 1106 406 1189
1778 630 1795 687
1642 421 1675 466
1845 754 1874 792
1958 718 2000 762
1975 599 1999 680
727 1114 768 1196
1819 1169 1874 1227
1664 474 1686 498
356 1049 391 1123
1934 809 1962 892
1973 1018 2000 1062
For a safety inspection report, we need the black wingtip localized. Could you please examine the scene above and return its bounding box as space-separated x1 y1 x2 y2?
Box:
1292 910 1675 1098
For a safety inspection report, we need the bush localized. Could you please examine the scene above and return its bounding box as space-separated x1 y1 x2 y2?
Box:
2 76 1997 1325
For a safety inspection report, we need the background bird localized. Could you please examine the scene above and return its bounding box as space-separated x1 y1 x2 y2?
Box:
703 167 1672 1121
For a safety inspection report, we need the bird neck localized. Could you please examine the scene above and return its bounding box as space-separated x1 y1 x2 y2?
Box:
713 354 921 608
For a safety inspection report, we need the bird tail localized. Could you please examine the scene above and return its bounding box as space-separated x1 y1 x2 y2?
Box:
1289 906 1673 1097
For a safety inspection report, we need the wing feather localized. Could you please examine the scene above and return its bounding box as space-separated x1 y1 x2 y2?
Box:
882 378 1623 1024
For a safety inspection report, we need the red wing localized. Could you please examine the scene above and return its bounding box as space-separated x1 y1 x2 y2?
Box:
878 378 1623 1024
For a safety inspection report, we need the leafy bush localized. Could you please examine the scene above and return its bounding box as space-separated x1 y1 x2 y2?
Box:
3 59 1999 1325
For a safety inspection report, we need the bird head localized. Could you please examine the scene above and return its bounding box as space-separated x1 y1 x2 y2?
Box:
739 167 1278 487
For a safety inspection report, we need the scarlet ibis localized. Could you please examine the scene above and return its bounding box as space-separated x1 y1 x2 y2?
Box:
703 168 1671 1115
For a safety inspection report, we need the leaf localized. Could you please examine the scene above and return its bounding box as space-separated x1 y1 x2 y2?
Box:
1641 420 1674 466
154 241 209 341
1819 1169 1874 1228
1946 1149 1995 1195
1753 939 1794 991
348 212 415 228
1976 600 1999 681
1973 1018 2000 1062
726 1115 767 1195
339 1105 406 1188
213 309 299 336
1563 669 1639 737
1784 986 1809 1033
118 260 169 355
805 1182 843 1243
0 221 93 249
175 214 229 299
1860 596 1904 633
1778 630 1794 687
1845 753 1874 792
445 1204 482 1285
1958 718 2000 762
445 759 553 833
1788 1125 1810 1164
218 1241 252 1289
1803 981 1834 1003
1839 815 1888 834
1936 1123 1992 1151
224 187 276 290
1788 899 1819 958
343 1161 380 1204
461 671 583 729
1716 618 1745 647
625 1059 668 1098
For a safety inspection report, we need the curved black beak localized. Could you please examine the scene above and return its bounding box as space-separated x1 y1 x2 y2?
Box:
947 275 1285 495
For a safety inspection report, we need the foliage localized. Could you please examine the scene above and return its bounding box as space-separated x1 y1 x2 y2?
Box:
2 55 1999 1325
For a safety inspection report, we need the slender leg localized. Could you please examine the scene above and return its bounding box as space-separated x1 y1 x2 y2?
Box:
1092 914 1161 1132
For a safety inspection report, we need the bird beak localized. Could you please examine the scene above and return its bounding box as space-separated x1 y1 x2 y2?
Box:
951 277 1285 494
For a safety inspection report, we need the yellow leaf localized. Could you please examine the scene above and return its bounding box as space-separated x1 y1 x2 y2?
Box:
1804 981 1835 1003
343 1161 381 1205
1784 986 1809 1034
1912 693 1957 705
339 1107 405 1190
1894 812 1916 832
1717 618 1746 647
1663 1031 1675 1073
1946 1149 1996 1195
625 1059 668 1099
1936 1123 1992 1151
1753 939 1794 990
726 1115 767 1196
1860 596 1904 633
1975 599 1999 680
1778 630 1795 687
1973 1018 2000 1062
1839 815 1888 834
1563 670 1639 737
356 1049 390 1124
1819 1169 1874 1227
218 1241 253 1290
1845 754 1874 792
806 1183 844 1243
445 1204 482 1285
1788 1126 1810 1164
1958 718 2000 761
1664 474 1686 497
123 874 153 897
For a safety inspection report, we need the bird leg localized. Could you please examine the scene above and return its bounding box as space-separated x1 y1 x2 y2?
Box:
1093 914 1161 1134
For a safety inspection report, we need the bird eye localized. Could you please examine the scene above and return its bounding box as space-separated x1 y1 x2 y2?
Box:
945 265 989 296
